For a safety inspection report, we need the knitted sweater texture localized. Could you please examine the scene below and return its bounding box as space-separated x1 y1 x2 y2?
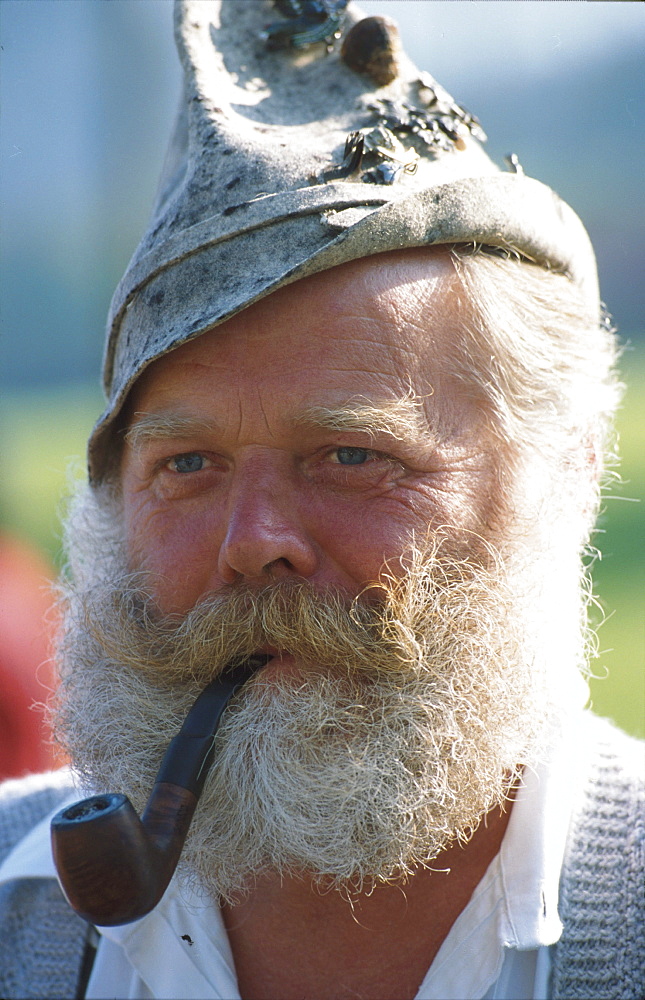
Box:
0 714 642 1000
550 716 644 999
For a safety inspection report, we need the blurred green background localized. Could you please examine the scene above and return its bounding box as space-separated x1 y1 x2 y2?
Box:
1 2 643 739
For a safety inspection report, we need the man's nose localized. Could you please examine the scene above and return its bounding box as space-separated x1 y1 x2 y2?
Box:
217 455 318 584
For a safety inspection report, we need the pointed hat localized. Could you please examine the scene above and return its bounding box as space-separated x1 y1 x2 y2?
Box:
89 0 598 481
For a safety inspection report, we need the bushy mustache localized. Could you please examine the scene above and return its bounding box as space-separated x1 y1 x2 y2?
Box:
68 541 507 690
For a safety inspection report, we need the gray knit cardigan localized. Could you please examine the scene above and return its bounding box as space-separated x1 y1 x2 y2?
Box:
0 714 643 1000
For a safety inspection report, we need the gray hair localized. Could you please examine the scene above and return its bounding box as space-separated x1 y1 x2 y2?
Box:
449 248 622 537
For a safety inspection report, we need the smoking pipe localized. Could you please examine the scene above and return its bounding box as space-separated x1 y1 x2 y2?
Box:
51 660 260 926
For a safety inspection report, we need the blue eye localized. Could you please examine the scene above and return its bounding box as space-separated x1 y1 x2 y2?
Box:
335 447 370 465
170 453 205 474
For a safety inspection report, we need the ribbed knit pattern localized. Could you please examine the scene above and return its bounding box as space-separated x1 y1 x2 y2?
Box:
0 719 642 999
0 771 87 1000
551 716 644 1000
0 769 75 865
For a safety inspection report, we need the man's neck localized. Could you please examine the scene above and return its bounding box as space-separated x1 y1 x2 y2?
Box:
220 802 513 1000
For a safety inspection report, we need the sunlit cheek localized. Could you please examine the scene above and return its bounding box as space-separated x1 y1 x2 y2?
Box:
300 497 415 588
343 481 494 573
124 501 224 609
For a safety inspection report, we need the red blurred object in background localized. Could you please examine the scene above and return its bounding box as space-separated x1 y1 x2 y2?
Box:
0 534 62 779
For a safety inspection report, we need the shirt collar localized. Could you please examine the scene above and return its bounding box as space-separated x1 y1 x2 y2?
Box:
498 708 586 950
92 880 239 999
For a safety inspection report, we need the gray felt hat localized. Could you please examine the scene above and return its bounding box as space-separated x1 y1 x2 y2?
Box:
89 0 598 482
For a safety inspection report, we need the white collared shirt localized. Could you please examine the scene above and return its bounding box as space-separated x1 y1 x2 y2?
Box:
0 713 584 999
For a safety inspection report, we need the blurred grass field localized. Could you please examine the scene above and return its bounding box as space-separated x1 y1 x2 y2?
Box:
1 348 643 738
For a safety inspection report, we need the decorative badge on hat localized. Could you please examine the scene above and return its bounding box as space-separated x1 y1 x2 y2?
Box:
263 0 351 50
89 0 597 482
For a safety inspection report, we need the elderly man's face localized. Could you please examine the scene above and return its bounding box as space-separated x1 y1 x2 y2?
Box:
121 250 498 617
61 251 570 898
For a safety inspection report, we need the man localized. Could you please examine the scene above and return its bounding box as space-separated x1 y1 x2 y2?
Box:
0 2 642 998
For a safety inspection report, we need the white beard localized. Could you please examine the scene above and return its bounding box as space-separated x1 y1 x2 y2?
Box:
53 484 583 903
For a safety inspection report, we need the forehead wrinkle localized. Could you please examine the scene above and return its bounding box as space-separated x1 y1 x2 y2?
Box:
125 411 219 449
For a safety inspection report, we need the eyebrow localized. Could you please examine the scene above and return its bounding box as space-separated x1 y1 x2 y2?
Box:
124 391 432 451
124 412 218 449
297 392 430 443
